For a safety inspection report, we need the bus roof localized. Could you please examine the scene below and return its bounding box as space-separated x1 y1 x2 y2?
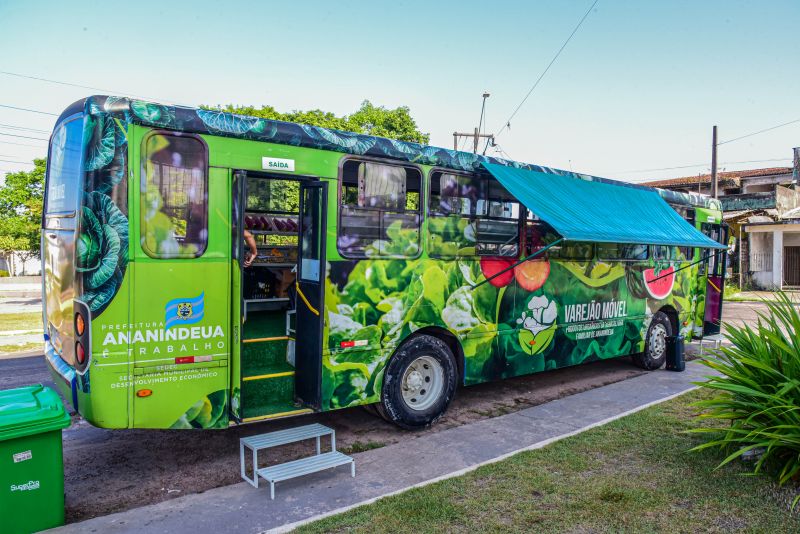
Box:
67 95 721 211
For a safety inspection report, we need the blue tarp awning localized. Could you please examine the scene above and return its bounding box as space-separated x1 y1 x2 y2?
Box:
482 163 727 249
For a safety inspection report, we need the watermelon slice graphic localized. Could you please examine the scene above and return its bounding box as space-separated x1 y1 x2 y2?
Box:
643 266 675 300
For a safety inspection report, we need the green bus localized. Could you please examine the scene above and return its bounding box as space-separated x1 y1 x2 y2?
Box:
42 96 727 430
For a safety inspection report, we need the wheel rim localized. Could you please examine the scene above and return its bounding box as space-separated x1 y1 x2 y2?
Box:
401 355 444 411
649 323 668 360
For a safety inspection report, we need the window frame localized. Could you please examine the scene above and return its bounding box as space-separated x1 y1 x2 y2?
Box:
140 130 209 259
336 155 423 260
426 168 523 258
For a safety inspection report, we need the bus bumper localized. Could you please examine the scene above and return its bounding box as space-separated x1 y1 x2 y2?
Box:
44 338 78 412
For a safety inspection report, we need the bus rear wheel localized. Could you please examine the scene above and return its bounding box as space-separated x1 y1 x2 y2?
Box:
633 311 671 370
377 334 457 429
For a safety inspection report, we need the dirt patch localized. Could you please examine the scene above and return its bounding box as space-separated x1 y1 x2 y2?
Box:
62 358 645 523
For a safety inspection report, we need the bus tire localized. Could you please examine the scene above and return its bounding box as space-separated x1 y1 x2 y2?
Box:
379 334 457 430
633 311 671 370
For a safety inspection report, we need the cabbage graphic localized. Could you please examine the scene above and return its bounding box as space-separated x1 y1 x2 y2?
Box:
516 295 557 355
77 191 129 314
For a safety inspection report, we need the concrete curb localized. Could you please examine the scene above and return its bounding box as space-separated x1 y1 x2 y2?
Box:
53 362 714 534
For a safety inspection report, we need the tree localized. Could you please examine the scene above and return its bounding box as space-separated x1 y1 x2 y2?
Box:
0 159 45 274
206 100 430 144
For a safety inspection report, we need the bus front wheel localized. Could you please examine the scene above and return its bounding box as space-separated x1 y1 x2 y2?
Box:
378 334 457 429
633 311 671 370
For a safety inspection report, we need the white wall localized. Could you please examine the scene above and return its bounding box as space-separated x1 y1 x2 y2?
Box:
0 252 41 276
784 232 800 246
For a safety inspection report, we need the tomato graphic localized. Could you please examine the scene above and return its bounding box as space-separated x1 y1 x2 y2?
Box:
514 259 550 292
479 257 516 287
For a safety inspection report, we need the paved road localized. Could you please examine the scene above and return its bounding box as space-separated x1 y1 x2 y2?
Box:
0 351 56 391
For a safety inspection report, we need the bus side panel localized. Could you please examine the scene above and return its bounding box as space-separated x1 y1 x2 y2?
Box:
319 246 705 408
128 129 231 429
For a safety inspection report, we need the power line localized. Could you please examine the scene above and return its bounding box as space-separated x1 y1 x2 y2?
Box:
0 132 48 142
0 128 50 139
495 0 600 139
0 104 58 116
0 140 48 149
0 122 50 134
611 157 792 176
0 158 35 165
718 118 800 145
0 70 184 105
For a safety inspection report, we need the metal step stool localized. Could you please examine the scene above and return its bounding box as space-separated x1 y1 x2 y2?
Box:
240 423 355 499
699 334 725 356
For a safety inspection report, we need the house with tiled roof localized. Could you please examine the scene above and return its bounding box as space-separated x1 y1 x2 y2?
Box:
640 150 800 290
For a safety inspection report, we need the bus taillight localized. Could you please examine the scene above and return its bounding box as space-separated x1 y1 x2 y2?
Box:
75 312 85 336
75 341 86 364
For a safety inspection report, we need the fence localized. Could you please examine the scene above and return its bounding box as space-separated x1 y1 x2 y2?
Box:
749 251 773 272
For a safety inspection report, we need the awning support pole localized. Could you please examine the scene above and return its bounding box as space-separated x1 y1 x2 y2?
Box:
472 238 564 289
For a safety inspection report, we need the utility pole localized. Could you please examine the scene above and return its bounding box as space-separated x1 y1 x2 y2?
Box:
710 125 718 198
453 92 496 154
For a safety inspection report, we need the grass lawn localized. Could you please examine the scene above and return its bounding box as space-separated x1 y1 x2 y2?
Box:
0 341 42 354
298 389 799 533
0 312 41 333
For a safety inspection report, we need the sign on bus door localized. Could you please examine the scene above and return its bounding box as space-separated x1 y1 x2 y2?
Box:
294 181 327 408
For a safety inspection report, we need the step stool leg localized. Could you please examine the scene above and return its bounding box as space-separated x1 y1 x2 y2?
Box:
316 436 321 455
331 431 336 452
270 481 275 500
253 448 259 489
351 460 355 478
240 443 247 485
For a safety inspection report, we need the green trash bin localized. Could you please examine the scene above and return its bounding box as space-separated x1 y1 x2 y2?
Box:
0 384 71 534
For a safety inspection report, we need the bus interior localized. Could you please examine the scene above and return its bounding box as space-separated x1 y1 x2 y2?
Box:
236 171 302 420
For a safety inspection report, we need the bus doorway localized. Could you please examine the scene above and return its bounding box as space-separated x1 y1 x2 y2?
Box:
235 171 306 421
702 223 728 336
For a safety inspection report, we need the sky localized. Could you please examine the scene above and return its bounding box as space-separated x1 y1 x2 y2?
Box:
1 0 799 183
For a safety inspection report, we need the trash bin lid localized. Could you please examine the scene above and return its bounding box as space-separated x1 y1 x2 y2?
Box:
0 384 71 441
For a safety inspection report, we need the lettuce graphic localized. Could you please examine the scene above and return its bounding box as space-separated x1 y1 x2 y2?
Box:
516 295 557 355
78 191 129 314
170 390 227 429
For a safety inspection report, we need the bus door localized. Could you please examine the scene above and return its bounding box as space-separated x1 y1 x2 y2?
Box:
702 223 728 336
294 181 327 408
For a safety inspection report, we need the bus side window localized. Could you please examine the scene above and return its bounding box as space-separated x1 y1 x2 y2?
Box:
141 133 209 258
597 243 648 261
338 160 421 258
651 245 687 262
428 172 520 258
523 213 560 257
554 241 594 261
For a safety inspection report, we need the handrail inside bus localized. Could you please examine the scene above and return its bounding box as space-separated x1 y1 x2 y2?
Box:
472 238 564 289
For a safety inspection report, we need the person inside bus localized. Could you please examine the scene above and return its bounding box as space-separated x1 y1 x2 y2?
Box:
243 229 258 267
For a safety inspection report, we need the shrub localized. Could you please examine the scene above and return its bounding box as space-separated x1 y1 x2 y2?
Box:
691 292 800 506
0 269 8 277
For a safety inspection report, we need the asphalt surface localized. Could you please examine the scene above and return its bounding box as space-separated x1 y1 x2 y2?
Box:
0 350 56 391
